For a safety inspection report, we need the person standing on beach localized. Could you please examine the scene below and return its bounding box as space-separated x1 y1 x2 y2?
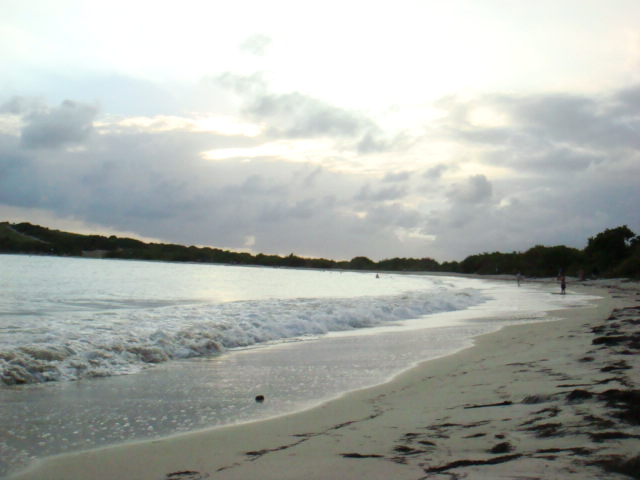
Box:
560 274 566 295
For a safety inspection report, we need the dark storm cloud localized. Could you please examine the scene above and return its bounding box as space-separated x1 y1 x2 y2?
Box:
20 100 98 149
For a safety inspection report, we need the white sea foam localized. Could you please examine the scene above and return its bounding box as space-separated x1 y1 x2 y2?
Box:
1 289 487 385
0 256 488 385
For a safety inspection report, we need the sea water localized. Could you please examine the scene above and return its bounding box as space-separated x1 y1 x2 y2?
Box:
0 255 597 477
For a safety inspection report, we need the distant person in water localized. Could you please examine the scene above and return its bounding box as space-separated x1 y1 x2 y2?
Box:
516 272 522 286
560 275 566 295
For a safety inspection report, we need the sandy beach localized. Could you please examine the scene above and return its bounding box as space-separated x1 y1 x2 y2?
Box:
9 279 640 480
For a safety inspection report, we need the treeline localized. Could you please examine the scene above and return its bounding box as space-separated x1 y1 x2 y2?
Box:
1 222 638 278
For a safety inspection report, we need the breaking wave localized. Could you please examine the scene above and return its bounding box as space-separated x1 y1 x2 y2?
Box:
1 289 487 385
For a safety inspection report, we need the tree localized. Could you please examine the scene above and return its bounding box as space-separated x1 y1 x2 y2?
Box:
348 256 375 270
584 225 636 275
521 245 583 277
282 253 306 268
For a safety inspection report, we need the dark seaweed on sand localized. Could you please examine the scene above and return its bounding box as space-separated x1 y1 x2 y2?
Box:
591 455 640 480
598 389 640 425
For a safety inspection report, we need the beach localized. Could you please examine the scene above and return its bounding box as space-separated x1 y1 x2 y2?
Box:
9 279 640 480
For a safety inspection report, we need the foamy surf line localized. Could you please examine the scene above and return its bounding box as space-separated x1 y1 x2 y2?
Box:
1 287 487 385
1 279 599 479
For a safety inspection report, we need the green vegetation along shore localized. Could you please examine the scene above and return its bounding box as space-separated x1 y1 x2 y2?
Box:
1 222 638 278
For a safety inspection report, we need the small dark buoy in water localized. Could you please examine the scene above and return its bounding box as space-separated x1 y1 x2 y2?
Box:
255 395 265 403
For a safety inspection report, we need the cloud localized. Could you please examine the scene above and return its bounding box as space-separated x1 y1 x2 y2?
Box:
382 170 412 183
0 134 36 206
407 84 640 259
1 83 639 262
447 175 493 204
238 34 273 57
216 71 270 96
0 102 407 258
434 87 640 175
365 203 422 230
612 85 640 115
20 99 97 149
214 73 395 154
1 96 46 115
424 163 455 180
249 91 369 138
354 183 407 202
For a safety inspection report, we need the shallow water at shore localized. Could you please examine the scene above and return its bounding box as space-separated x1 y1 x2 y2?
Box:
1 255 487 385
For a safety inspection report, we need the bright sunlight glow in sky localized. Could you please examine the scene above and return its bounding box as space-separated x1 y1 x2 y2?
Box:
1 0 639 261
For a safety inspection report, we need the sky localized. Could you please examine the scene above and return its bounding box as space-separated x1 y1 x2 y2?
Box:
1 0 639 262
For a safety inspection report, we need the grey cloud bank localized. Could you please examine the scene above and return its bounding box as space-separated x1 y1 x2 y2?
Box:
21 100 97 149
1 81 639 262
216 73 394 154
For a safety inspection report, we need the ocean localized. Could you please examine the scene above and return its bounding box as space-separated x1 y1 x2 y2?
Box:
0 254 596 477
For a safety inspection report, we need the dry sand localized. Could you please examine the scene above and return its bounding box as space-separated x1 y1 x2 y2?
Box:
10 280 640 480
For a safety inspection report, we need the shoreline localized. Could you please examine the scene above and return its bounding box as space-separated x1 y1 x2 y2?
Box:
9 281 640 480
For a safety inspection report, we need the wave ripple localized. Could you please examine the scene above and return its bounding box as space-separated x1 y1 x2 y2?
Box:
1 289 486 385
